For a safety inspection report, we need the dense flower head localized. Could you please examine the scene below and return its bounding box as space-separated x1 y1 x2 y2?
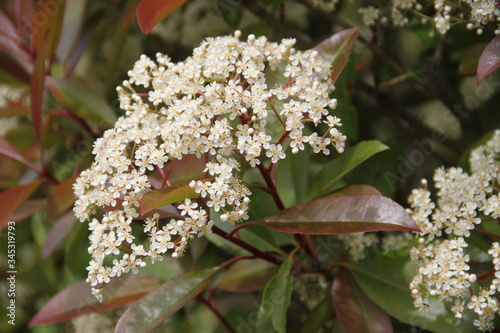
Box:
73 32 345 300
408 129 500 330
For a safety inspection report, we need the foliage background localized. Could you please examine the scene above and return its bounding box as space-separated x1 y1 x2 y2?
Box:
0 0 499 332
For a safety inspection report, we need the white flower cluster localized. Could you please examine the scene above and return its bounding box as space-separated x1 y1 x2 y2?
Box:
0 85 25 136
73 32 345 300
409 129 500 331
352 0 500 34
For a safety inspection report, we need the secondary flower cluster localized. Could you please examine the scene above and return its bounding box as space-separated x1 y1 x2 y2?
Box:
0 84 25 136
73 32 345 300
408 130 500 331
347 0 500 35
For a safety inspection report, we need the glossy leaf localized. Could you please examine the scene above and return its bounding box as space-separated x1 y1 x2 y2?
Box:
256 257 293 333
299 296 334 333
349 255 476 333
216 259 279 293
41 211 76 258
307 140 389 200
12 198 47 221
136 0 189 34
141 181 206 215
29 276 160 326
115 266 220 333
327 184 382 197
477 35 500 85
261 194 420 234
277 145 310 207
0 180 43 231
56 0 87 62
332 267 393 333
30 43 45 150
47 174 78 219
459 43 487 75
0 135 39 171
48 77 117 125
315 27 360 84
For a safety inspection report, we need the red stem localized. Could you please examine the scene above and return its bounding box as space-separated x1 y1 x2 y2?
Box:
474 227 500 239
212 226 284 266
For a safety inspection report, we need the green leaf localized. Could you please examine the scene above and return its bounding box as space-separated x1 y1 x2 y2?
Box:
136 0 189 34
261 194 420 234
0 180 43 231
307 140 389 200
141 181 206 215
332 267 393 333
256 256 293 333
349 255 476 333
477 34 500 85
216 258 279 292
29 276 160 326
48 77 117 125
115 266 220 333
299 296 333 333
314 27 360 84
56 0 87 62
277 145 310 206
239 224 289 255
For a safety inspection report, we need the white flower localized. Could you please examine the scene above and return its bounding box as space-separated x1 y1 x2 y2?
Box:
74 32 345 300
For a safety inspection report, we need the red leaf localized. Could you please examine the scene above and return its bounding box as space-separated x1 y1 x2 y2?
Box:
47 174 78 219
332 267 393 333
12 198 46 221
29 276 160 326
0 180 43 231
261 194 420 234
0 135 38 170
314 27 360 84
477 35 500 85
122 0 141 29
136 0 189 34
30 45 44 151
41 211 76 258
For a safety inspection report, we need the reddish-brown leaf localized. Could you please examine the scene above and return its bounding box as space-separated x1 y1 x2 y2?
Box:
122 0 141 28
477 35 500 85
332 267 393 333
47 174 78 219
216 259 279 293
136 0 189 34
0 135 38 170
0 180 43 231
30 45 44 151
29 276 160 326
314 27 360 84
261 194 420 234
42 211 76 258
459 43 487 75
11 198 46 221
